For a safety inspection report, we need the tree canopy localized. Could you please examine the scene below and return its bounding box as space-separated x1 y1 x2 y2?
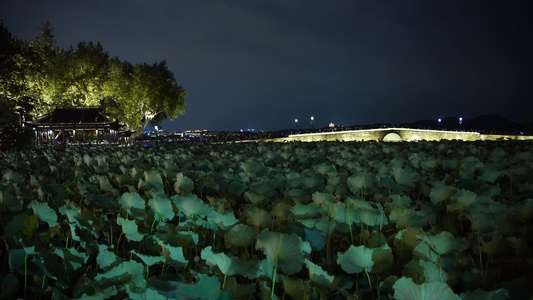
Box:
0 21 187 133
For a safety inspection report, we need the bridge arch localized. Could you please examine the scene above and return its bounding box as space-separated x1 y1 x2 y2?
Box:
382 132 403 142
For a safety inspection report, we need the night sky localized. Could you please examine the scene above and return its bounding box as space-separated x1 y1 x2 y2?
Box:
2 1 532 131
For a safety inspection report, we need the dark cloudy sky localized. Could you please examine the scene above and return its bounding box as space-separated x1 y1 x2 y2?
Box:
2 1 532 131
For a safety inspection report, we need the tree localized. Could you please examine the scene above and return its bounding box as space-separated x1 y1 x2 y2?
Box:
1 22 187 134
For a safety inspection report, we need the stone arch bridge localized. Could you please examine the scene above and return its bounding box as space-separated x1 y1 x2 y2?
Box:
274 128 532 142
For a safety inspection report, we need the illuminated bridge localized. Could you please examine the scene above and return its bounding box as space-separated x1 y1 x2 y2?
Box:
272 128 533 142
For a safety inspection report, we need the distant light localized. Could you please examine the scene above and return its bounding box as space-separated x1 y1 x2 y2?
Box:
295 119 298 123
459 117 463 121
438 118 442 123
155 126 158 131
311 116 314 121
329 123 335 128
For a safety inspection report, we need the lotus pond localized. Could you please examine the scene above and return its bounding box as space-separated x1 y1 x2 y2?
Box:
1 140 532 299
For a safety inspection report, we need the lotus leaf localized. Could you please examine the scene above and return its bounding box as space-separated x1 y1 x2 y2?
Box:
148 197 175 221
280 274 306 300
97 245 120 269
0 189 22 211
256 229 311 275
126 286 167 300
337 245 374 274
459 288 510 300
347 172 373 194
304 228 327 251
291 203 322 219
175 172 194 195
143 170 164 190
244 207 272 229
172 194 212 219
393 276 460 300
418 231 468 255
175 274 232 300
94 260 146 288
225 224 257 248
243 191 265 205
28 200 58 227
63 247 89 270
154 237 188 267
392 167 417 191
117 217 145 242
131 250 165 266
305 258 335 289
209 211 239 231
119 192 146 215
430 183 455 204
389 207 428 229
201 246 259 279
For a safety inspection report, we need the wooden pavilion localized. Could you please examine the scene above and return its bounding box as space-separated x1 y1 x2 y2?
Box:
25 106 127 145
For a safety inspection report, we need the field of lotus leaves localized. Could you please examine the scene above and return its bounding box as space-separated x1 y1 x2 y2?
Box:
1 140 532 299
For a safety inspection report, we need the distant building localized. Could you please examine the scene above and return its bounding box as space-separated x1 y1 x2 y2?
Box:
25 106 126 145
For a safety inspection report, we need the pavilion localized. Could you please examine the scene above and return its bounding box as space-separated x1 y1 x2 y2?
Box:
25 106 127 145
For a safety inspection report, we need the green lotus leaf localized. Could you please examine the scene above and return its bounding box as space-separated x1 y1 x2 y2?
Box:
301 176 324 190
227 180 247 197
244 191 266 205
126 285 167 300
394 227 424 252
305 258 334 289
97 245 120 269
0 189 22 211
347 172 373 194
119 192 146 215
209 211 239 231
393 276 460 300
459 288 510 300
256 229 311 275
244 207 273 229
392 167 417 191
117 217 144 242
280 274 306 300
429 183 455 204
8 248 27 270
63 247 89 270
225 224 257 248
249 181 274 196
28 200 58 227
312 191 337 205
172 194 212 219
201 246 259 279
154 236 188 267
291 203 322 219
371 242 394 274
148 197 175 221
131 250 165 266
174 172 194 195
449 189 477 213
175 274 231 300
418 260 449 283
94 260 146 288
143 170 164 190
304 228 327 251
466 212 495 233
2 169 24 184
479 168 504 184
337 245 374 274
418 231 468 255
389 207 428 229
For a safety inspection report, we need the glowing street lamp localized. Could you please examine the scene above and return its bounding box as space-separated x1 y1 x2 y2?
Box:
459 117 463 126
295 119 298 130
310 116 315 129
